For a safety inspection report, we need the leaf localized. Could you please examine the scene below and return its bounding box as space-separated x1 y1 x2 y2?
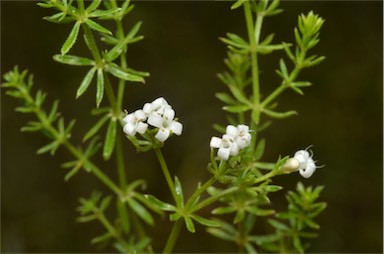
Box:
254 138 265 161
83 113 110 142
85 19 112 35
191 214 220 227
37 140 59 155
103 119 116 160
61 21 81 55
184 216 196 233
279 58 289 80
77 67 96 99
96 68 104 107
127 199 154 226
91 232 112 245
223 105 251 113
174 176 184 207
268 219 289 231
212 206 236 215
215 92 237 105
246 207 275 216
207 227 236 242
106 63 144 82
53 54 94 66
261 108 298 119
85 0 101 13
231 0 247 9
145 195 176 212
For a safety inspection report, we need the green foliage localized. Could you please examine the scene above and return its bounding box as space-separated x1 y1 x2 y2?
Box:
2 0 327 253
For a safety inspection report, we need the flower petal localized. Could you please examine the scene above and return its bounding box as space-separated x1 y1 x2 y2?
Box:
155 129 170 142
123 123 136 136
210 137 222 148
135 109 146 120
226 125 238 136
148 114 163 128
218 147 230 161
164 107 175 120
170 121 182 135
136 122 148 134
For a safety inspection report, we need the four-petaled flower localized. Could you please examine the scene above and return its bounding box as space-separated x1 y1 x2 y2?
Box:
282 146 321 178
123 97 183 142
210 124 252 161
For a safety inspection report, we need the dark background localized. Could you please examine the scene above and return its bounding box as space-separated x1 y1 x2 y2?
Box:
1 1 383 253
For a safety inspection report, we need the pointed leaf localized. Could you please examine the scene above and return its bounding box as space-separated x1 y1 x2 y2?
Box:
223 104 251 113
83 113 110 142
262 108 298 119
127 199 154 226
106 63 144 82
77 67 96 98
61 21 81 55
96 68 104 107
103 119 116 160
85 19 112 35
145 195 176 212
174 176 184 207
53 54 94 66
184 216 195 233
191 214 220 227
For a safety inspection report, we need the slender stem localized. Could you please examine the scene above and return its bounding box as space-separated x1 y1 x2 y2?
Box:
185 176 216 209
96 209 129 249
154 148 178 204
163 219 183 253
190 186 238 213
104 76 118 112
244 1 261 126
115 131 127 189
63 142 122 196
82 24 103 65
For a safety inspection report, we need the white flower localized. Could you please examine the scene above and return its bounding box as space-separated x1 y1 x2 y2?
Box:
282 147 321 178
210 124 251 160
123 109 148 136
147 107 183 142
143 97 171 117
294 149 317 178
123 97 183 142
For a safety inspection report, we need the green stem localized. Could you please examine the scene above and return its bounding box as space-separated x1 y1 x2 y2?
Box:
115 131 127 189
63 142 122 196
154 148 178 204
96 209 129 249
190 186 238 213
185 176 216 210
244 1 261 127
82 24 103 65
163 219 183 253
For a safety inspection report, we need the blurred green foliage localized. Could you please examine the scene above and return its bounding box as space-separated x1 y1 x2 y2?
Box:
1 1 382 253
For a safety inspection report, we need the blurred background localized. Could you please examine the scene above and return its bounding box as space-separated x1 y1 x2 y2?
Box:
1 1 382 253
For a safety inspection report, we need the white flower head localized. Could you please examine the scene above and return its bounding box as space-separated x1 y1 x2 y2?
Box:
123 109 148 136
210 124 252 160
282 146 323 178
123 97 183 143
147 107 182 142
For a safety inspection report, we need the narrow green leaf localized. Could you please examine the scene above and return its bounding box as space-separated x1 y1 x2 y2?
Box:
231 0 247 9
279 58 289 79
223 105 251 113
191 215 220 227
61 21 81 55
64 166 81 182
268 219 289 231
91 232 112 245
103 119 116 160
77 214 97 223
83 113 110 142
145 195 176 212
254 138 265 161
228 84 250 104
215 92 237 105
207 228 236 242
96 68 104 107
106 63 144 82
37 141 59 155
85 19 112 35
127 199 154 226
77 67 96 99
85 0 101 13
88 8 121 18
262 108 298 119
184 216 195 233
174 176 184 206
53 54 94 66
212 206 236 215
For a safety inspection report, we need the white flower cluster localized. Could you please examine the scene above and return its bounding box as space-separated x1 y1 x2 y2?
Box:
123 97 183 142
210 125 252 161
283 147 320 178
